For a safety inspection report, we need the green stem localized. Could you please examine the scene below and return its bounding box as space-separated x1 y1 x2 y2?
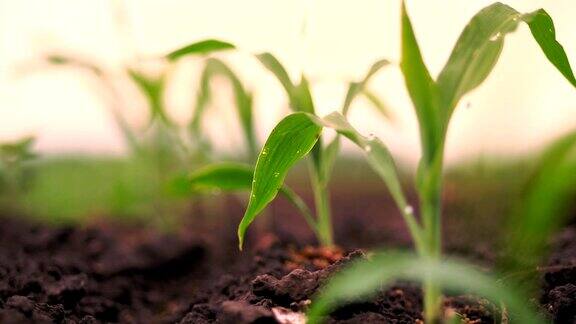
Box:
419 140 445 323
309 161 333 247
422 197 442 323
313 180 333 247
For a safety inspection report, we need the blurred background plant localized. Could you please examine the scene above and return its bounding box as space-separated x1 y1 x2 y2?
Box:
4 39 257 226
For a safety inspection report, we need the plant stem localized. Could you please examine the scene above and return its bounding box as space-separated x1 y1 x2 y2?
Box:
314 181 333 247
419 140 445 323
309 162 333 247
422 198 442 323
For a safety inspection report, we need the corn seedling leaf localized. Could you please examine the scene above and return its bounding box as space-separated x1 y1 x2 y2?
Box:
238 112 420 250
523 9 576 87
342 59 390 116
127 69 168 125
187 162 254 192
191 58 257 159
183 162 318 231
166 39 235 61
256 52 296 98
238 113 323 249
362 89 393 121
0 136 36 164
437 3 576 120
256 53 315 114
293 74 316 114
321 137 340 183
400 2 442 166
501 131 576 281
307 251 543 324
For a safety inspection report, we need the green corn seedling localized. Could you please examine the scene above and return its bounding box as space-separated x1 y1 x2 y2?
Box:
190 57 258 162
253 54 391 246
23 39 249 222
0 136 36 209
182 54 391 246
233 2 575 322
499 130 576 293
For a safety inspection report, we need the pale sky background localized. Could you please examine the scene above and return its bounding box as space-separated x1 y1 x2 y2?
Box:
0 0 575 167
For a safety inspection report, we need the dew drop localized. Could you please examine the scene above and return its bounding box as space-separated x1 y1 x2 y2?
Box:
489 32 501 41
404 205 414 214
273 172 280 178
261 149 268 156
364 145 372 152
251 194 256 199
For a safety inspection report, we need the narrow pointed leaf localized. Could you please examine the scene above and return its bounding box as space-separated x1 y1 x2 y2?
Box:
167 39 235 61
308 252 543 324
523 9 576 87
256 52 296 96
437 3 576 118
321 137 340 182
400 1 441 165
238 112 420 250
323 112 405 208
501 131 576 277
238 113 323 249
293 75 316 113
342 59 390 116
187 162 254 192
128 69 167 124
191 58 257 159
185 162 318 232
256 53 315 113
362 89 393 120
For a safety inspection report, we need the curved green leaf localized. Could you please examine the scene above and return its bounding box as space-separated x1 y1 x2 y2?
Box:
256 52 295 97
127 69 168 125
400 1 442 166
523 9 576 87
307 251 543 324
437 3 576 119
187 162 254 192
342 59 390 116
167 39 235 61
256 53 315 114
238 114 323 249
184 162 319 233
362 89 393 120
322 113 423 250
238 112 421 250
501 131 576 278
191 58 257 159
436 3 520 116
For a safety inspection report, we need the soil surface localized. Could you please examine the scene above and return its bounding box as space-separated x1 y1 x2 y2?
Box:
0 195 574 323
0 185 576 323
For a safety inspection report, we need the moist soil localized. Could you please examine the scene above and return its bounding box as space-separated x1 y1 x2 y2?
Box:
0 194 575 323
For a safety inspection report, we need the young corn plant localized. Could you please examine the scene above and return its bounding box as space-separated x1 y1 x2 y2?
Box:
233 2 575 323
182 55 391 246
0 136 36 210
44 38 237 164
499 130 576 292
27 40 248 222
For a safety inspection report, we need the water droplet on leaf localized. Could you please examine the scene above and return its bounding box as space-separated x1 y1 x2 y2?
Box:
489 32 501 41
404 205 414 214
364 145 372 152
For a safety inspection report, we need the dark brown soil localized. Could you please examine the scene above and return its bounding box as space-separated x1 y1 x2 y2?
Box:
0 195 574 323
